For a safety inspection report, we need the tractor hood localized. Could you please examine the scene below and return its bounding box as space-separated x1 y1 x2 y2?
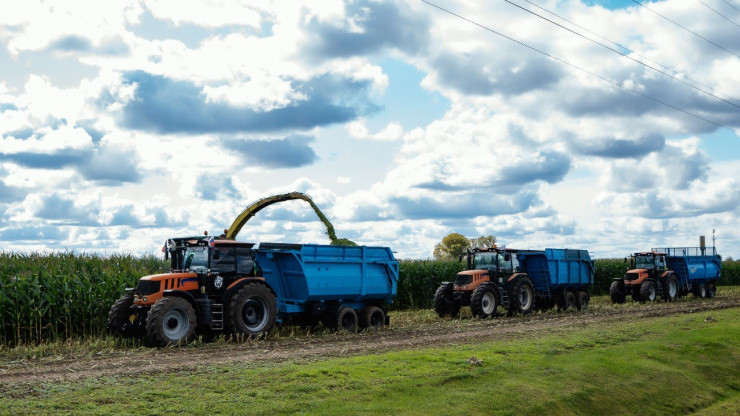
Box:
133 272 199 306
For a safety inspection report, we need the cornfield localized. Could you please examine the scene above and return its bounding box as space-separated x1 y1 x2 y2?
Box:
0 252 167 346
0 252 737 346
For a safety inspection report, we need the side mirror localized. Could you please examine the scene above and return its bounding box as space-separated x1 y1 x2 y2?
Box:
458 255 463 263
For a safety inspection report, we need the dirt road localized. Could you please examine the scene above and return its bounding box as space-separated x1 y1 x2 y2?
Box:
2 297 739 392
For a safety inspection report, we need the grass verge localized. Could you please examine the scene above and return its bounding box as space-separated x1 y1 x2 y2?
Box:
1 306 739 415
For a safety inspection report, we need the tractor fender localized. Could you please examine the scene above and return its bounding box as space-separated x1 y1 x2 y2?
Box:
661 271 675 279
507 273 528 282
221 278 274 304
162 289 198 309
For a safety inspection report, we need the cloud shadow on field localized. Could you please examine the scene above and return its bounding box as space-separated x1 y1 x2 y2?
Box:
116 71 380 135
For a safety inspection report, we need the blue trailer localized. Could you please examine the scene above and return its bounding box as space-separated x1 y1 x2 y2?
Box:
434 247 594 319
254 243 398 331
610 246 722 303
654 247 721 298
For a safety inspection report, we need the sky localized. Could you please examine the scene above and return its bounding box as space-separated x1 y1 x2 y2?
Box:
1 0 739 259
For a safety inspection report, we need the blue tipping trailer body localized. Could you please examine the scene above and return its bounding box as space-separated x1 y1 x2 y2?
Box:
254 243 398 320
518 248 594 297
652 247 721 287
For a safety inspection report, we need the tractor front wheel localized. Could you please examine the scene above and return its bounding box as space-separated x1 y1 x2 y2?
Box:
107 294 137 338
145 297 197 347
434 283 460 318
640 281 657 302
609 281 626 304
470 284 498 318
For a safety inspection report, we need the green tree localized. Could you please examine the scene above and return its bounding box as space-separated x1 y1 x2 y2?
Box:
433 233 470 260
469 235 496 249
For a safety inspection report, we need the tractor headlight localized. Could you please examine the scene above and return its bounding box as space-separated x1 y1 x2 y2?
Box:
214 276 223 289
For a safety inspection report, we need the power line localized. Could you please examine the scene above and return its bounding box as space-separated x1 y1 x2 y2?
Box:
631 0 740 60
420 0 740 135
697 0 740 30
503 0 740 110
519 0 740 105
718 0 740 13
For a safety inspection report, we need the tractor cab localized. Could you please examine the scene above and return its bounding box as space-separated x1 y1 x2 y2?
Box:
625 251 667 283
455 247 521 292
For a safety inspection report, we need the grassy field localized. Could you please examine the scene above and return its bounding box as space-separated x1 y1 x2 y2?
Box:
2 306 738 415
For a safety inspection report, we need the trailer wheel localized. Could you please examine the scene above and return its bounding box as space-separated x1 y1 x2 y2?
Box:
334 307 358 333
662 276 678 302
145 297 197 347
434 283 460 318
107 294 137 338
563 291 577 310
228 283 277 339
359 306 385 331
609 281 626 304
511 277 534 315
707 283 717 298
470 284 498 318
693 284 707 298
640 281 657 302
575 291 590 311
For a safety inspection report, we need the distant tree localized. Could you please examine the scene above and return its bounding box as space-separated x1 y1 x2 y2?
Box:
469 235 496 249
433 233 470 260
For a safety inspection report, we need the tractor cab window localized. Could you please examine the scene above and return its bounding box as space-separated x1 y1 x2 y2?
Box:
236 247 254 274
496 253 515 274
656 255 666 269
182 246 209 273
211 246 237 274
473 253 495 269
635 255 655 269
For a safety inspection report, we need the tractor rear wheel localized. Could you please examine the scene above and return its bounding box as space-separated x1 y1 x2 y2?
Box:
434 283 460 318
107 294 136 338
359 306 385 331
575 291 590 311
511 277 535 315
640 281 657 302
334 306 358 333
609 281 626 304
662 276 678 302
145 297 197 347
228 283 277 339
707 283 717 298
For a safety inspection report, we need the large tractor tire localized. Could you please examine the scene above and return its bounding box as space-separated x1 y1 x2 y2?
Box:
662 275 678 302
693 283 708 298
359 306 385 331
640 281 657 302
145 297 197 347
228 283 277 339
575 291 590 311
327 306 358 333
107 294 137 338
510 277 535 315
470 284 498 319
434 283 460 318
707 282 717 298
609 281 626 304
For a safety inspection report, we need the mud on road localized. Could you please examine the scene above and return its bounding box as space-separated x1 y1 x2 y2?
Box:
2 297 739 393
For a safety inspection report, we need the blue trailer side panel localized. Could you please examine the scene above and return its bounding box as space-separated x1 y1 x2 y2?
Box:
520 249 593 296
653 247 721 285
255 244 398 316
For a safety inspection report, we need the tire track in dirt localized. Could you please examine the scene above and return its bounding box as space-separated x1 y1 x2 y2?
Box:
1 298 738 391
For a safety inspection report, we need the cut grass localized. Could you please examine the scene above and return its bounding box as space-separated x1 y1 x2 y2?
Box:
1 306 739 415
